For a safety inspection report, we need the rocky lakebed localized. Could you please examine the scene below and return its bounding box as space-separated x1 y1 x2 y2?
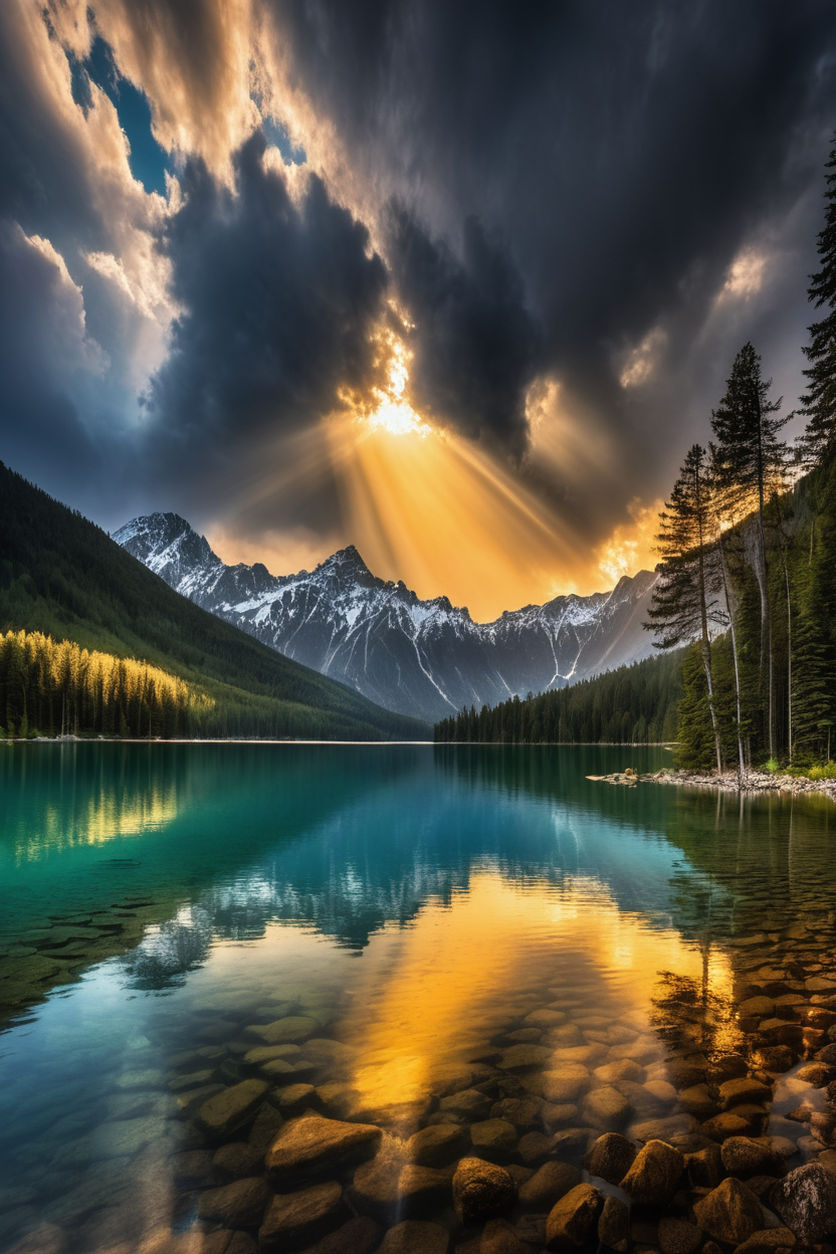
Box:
7 944 836 1254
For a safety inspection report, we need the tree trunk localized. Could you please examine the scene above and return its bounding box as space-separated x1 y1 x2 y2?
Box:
719 534 746 787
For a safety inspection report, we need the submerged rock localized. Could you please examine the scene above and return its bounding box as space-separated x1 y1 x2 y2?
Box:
266 1115 381 1180
407 1122 469 1166
768 1162 836 1242
453 1156 516 1223
720 1136 785 1179
544 1182 603 1250
259 1179 346 1250
196 1078 269 1139
619 1139 683 1205
692 1177 763 1246
518 1160 581 1209
584 1132 636 1185
378 1219 451 1254
196 1176 269 1229
598 1195 629 1252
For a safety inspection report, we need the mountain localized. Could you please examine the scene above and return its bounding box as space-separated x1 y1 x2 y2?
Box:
114 512 660 722
0 463 427 740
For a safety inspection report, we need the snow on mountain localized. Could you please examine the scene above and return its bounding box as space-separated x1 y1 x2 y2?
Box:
113 513 659 722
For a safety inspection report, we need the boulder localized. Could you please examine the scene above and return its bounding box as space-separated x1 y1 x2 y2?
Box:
259 1180 346 1250
619 1138 683 1205
266 1115 381 1181
196 1079 269 1139
692 1178 763 1246
545 1182 603 1250
768 1162 836 1243
584 1132 636 1185
452 1156 516 1223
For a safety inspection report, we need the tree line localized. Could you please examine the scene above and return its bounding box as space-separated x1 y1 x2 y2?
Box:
434 650 682 745
436 138 836 773
0 629 214 739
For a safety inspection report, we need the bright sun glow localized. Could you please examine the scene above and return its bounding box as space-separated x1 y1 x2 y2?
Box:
364 334 429 438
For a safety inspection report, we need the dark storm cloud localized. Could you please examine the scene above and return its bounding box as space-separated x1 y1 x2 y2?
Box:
386 206 538 456
269 0 836 488
0 219 103 494
143 131 388 522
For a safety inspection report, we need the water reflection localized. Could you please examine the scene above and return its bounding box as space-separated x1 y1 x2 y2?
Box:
1 744 836 1252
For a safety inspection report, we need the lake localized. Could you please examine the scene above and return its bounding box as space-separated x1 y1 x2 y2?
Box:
1 742 835 1254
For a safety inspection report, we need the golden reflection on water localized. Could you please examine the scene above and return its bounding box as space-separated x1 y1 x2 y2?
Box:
11 783 179 864
338 869 738 1112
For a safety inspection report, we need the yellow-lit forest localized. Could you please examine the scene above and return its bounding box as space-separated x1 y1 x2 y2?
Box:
0 630 214 739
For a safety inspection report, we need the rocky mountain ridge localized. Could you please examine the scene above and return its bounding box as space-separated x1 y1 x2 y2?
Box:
114 513 659 722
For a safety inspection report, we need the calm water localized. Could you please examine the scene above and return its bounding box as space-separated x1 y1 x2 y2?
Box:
1 743 836 1253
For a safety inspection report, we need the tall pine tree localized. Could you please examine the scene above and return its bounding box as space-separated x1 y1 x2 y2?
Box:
645 444 724 773
711 343 789 758
802 138 836 461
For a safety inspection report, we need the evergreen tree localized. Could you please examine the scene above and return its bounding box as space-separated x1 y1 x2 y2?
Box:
802 138 836 460
645 444 724 772
711 343 789 757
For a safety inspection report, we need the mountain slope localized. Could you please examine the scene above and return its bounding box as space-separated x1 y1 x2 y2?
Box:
0 464 427 740
115 512 659 722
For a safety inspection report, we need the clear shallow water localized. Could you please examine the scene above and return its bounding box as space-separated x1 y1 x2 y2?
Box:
1 743 836 1253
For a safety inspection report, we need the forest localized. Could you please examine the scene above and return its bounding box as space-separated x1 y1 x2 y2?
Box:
437 140 836 774
0 464 427 741
0 629 212 739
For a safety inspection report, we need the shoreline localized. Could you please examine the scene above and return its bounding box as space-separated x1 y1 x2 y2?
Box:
593 766 836 804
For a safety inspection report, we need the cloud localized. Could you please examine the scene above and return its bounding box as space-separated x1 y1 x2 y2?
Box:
386 206 539 456
0 219 105 488
141 131 389 522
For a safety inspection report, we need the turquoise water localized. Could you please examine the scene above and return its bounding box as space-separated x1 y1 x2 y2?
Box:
1 743 835 1252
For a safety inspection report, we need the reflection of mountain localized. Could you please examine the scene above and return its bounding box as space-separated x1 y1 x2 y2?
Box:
113 744 728 982
8 742 836 1025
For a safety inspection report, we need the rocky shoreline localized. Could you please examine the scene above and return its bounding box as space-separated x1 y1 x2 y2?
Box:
589 767 836 803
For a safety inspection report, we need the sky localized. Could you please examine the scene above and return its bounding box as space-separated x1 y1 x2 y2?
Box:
1 1 835 621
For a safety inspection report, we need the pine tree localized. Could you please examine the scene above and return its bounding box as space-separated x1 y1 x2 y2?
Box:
646 444 724 772
802 139 836 460
711 343 789 758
